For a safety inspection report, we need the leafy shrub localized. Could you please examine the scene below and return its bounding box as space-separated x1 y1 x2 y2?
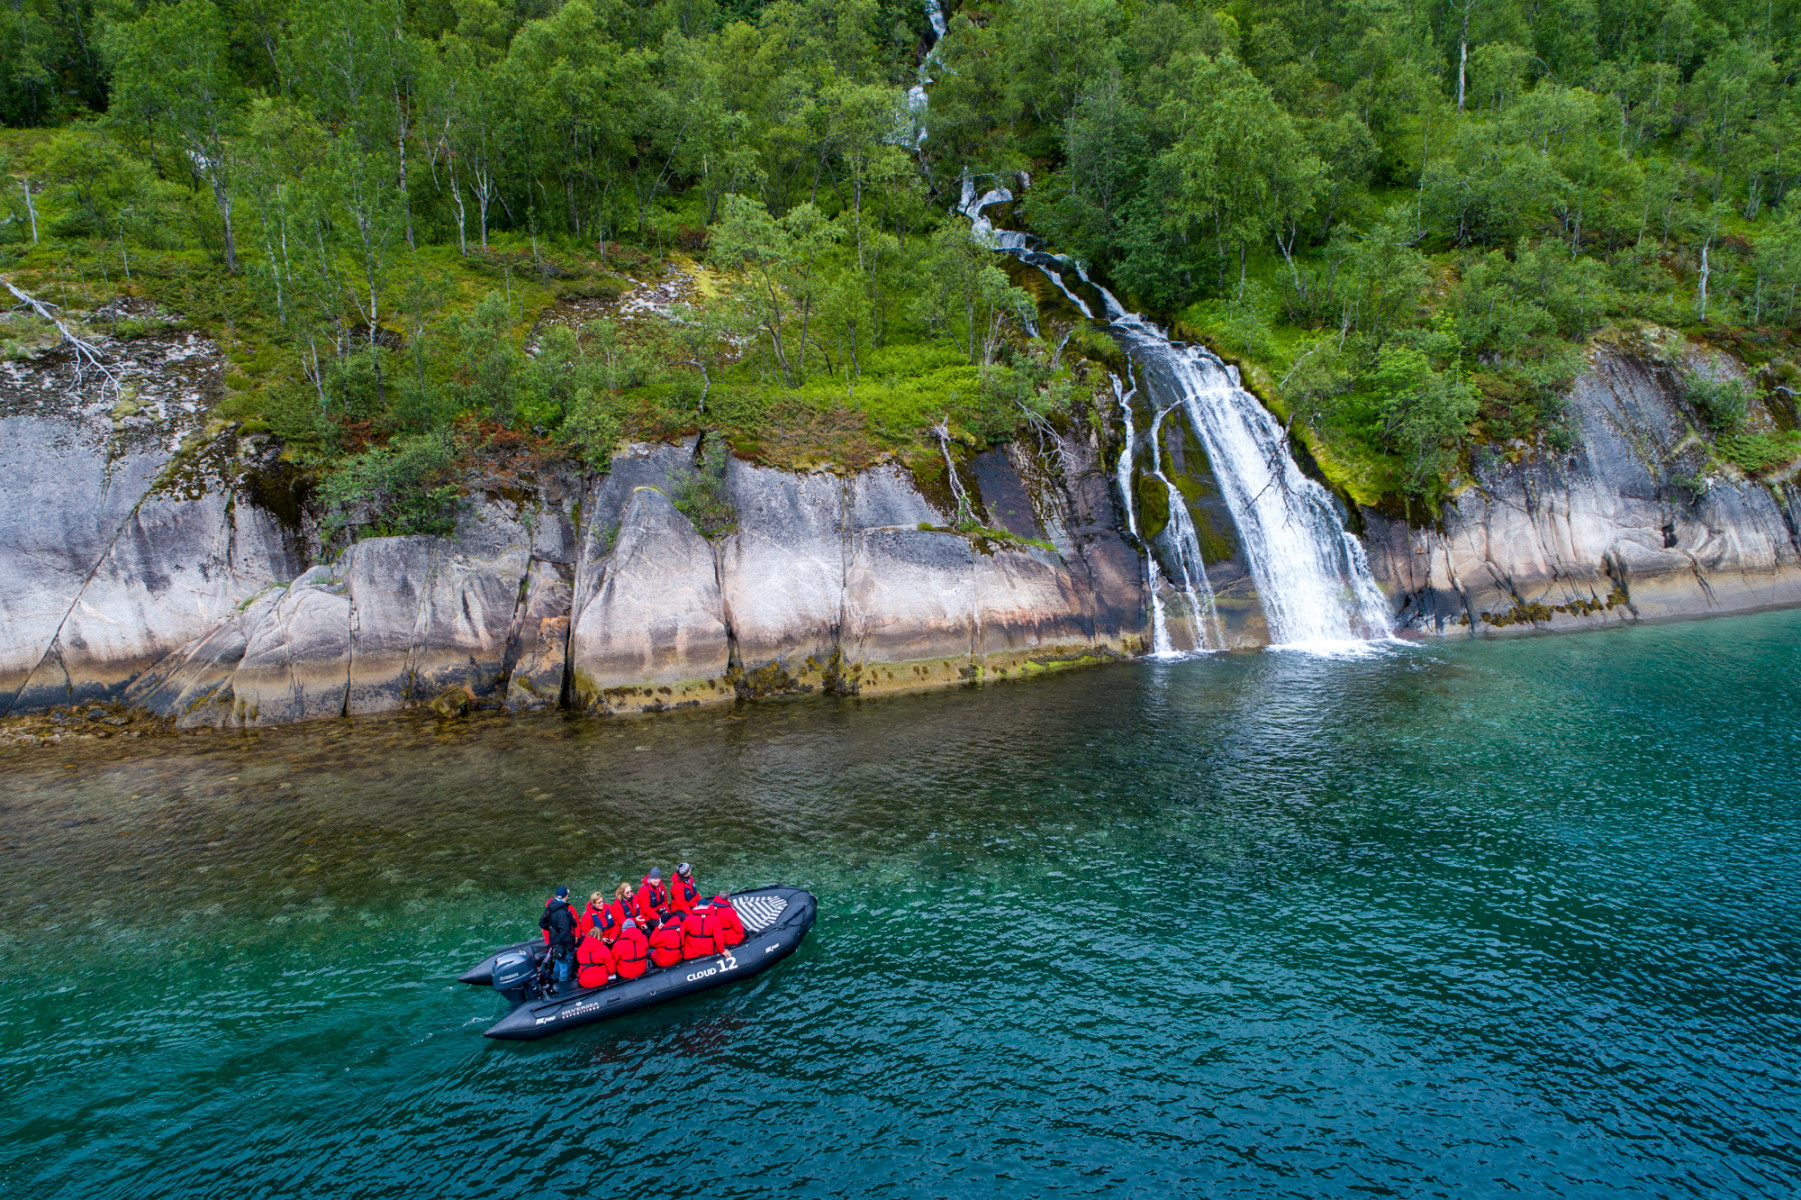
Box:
560 386 622 469
320 430 461 541
673 471 736 538
555 277 627 301
672 440 736 538
1717 430 1801 474
1682 369 1753 433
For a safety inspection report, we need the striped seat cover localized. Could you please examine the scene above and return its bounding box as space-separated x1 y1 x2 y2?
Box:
732 893 788 933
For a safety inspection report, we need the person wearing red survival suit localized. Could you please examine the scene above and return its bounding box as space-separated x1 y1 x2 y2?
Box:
681 902 718 961
538 886 579 993
575 927 614 989
710 894 746 949
581 889 612 938
669 862 701 914
584 884 629 944
648 910 686 968
612 919 650 980
634 868 671 925
606 882 634 935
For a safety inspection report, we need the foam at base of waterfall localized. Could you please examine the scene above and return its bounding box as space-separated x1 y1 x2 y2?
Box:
1264 636 1408 659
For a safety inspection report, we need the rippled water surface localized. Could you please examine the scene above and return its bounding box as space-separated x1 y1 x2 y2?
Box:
3 613 1800 1198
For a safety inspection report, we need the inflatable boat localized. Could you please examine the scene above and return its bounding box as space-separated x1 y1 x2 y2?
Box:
460 885 816 1040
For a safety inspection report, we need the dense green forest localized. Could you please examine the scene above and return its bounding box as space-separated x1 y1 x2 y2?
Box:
2 0 1799 534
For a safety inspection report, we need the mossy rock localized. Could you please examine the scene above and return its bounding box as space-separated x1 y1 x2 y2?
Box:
1134 472 1170 541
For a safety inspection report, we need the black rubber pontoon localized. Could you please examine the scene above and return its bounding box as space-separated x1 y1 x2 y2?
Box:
461 885 816 1040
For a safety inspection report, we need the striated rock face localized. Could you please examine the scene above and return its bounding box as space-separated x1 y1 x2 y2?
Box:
1361 349 1801 636
503 559 573 712
0 323 303 717
568 486 734 711
124 494 577 727
718 462 845 681
566 433 1145 714
12 316 1800 732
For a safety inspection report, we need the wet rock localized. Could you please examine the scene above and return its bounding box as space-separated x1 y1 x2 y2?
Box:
430 686 474 719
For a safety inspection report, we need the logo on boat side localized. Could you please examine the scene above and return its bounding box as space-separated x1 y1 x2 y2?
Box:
536 1000 601 1025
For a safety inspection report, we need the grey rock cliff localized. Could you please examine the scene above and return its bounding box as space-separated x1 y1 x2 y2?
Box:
568 485 734 710
0 324 301 716
11 315 1799 731
1360 348 1801 635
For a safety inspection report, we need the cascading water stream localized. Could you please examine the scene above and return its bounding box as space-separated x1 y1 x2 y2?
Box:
931 420 975 524
921 2 1391 649
1109 372 1172 656
956 185 1394 648
1145 406 1227 652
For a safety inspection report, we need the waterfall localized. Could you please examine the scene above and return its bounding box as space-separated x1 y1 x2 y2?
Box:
1115 317 1393 646
926 17 1394 651
957 186 1394 649
924 0 947 40
931 420 975 524
1109 372 1172 656
1145 407 1227 652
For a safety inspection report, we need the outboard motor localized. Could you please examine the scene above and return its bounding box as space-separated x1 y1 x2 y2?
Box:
491 949 541 1005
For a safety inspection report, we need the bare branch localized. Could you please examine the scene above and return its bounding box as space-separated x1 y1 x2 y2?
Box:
3 279 122 397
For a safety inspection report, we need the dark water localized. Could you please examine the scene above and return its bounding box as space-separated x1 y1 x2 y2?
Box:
3 613 1800 1198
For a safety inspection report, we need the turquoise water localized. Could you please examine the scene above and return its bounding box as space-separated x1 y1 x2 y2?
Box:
2 613 1799 1197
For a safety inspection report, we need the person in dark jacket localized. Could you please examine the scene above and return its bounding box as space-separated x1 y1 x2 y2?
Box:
538 885 579 993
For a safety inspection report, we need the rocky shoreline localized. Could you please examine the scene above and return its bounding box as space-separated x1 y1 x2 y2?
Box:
1360 349 1801 636
4 319 1798 731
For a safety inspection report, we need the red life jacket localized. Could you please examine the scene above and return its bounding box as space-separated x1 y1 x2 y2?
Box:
634 877 670 925
542 896 578 946
648 918 685 968
710 895 746 948
575 936 614 989
589 901 626 942
612 926 649 979
682 905 718 960
669 873 700 913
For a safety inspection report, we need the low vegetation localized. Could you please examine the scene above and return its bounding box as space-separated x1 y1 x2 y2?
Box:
0 0 1796 542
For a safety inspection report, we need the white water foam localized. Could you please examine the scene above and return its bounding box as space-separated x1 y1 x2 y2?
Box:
1106 313 1393 646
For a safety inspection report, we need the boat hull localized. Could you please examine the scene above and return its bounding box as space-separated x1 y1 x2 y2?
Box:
466 886 817 1041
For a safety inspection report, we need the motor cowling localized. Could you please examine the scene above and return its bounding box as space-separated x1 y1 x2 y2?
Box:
491 949 540 1004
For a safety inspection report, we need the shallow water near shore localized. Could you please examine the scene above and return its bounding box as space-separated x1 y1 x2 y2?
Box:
2 613 1800 1198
